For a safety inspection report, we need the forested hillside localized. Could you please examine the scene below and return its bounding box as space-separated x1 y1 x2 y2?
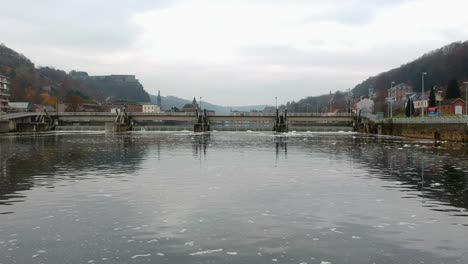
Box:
0 44 150 105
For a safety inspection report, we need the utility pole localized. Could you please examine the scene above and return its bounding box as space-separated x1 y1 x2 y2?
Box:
390 82 395 118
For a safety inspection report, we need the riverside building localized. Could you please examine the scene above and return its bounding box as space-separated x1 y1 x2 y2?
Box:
0 75 10 113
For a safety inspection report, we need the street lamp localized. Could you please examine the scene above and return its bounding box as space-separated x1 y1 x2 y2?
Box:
421 72 427 117
464 82 468 115
200 97 202 110
275 97 277 110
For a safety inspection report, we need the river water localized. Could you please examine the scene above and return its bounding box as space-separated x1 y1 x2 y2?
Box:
0 131 467 264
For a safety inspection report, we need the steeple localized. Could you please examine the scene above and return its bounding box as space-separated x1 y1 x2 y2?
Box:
156 90 162 107
191 97 199 109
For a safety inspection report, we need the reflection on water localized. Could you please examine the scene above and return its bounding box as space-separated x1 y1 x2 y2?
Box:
275 136 288 161
0 131 467 264
192 133 210 159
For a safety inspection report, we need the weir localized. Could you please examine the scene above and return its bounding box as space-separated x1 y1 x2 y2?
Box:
0 112 355 133
106 108 132 132
193 109 210 132
0 110 54 132
273 109 288 133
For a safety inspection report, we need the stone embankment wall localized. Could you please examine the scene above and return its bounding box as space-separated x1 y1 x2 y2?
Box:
358 118 468 142
391 123 468 142
0 121 8 133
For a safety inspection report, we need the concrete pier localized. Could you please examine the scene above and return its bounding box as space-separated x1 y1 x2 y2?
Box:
273 109 288 133
0 121 8 133
193 109 210 132
105 123 132 133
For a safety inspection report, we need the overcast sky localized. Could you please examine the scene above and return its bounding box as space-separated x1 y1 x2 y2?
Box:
2 0 468 105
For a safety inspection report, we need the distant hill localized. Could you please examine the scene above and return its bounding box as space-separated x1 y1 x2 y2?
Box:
0 44 150 105
286 41 468 113
150 94 268 114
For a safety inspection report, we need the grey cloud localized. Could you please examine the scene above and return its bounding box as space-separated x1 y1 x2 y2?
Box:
301 0 410 26
1 0 177 52
304 5 376 26
1 0 461 106
237 44 404 69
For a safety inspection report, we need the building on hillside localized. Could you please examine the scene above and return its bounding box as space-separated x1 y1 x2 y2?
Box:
9 102 33 112
57 103 68 112
142 104 161 113
107 100 143 113
0 75 10 113
439 98 466 115
82 104 105 112
69 71 89 79
182 97 199 112
368 88 376 100
388 83 413 102
436 90 444 102
412 99 428 110
33 104 55 112
89 75 137 83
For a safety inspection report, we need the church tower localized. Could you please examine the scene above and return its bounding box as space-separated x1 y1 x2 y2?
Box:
156 90 162 108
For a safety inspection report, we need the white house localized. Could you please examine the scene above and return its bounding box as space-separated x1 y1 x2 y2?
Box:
142 104 161 113
9 102 32 112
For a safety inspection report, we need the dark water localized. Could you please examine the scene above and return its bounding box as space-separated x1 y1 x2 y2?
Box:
0 131 467 264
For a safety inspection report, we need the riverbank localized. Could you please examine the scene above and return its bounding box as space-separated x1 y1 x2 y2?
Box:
359 115 468 142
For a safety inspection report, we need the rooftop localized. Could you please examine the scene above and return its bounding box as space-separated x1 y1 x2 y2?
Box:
440 98 466 105
9 102 30 108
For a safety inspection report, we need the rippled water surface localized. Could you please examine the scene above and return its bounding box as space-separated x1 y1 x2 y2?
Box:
1 131 468 264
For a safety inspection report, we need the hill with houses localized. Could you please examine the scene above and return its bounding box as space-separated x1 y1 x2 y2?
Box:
286 41 468 116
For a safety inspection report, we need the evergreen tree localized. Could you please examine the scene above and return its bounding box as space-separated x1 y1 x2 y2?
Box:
445 78 461 99
428 86 436 107
405 98 411 117
405 98 415 117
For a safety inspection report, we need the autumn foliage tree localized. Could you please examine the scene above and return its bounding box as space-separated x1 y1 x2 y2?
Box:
40 93 58 107
65 95 82 112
